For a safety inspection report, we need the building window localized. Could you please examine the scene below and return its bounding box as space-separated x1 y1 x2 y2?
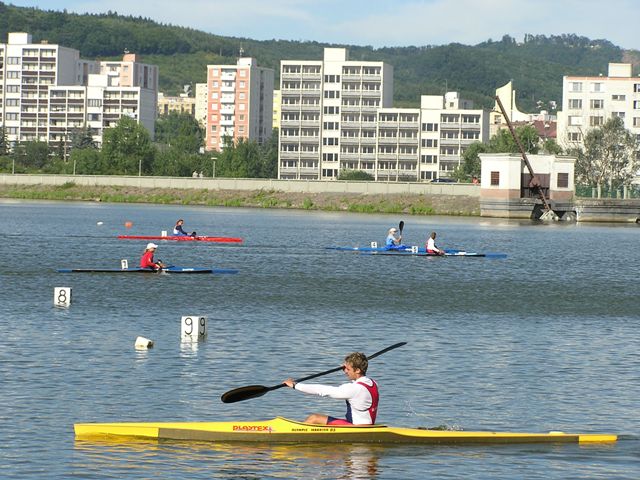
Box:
557 173 569 188
612 112 625 119
590 99 604 109
568 99 582 109
612 94 626 101
591 82 603 93
589 116 603 127
7 57 20 64
633 101 640 110
570 82 582 92
239 70 247 77
88 99 102 107
6 99 19 106
490 171 499 186
568 132 582 142
239 104 245 111
239 92 246 100
633 117 640 127
422 123 438 132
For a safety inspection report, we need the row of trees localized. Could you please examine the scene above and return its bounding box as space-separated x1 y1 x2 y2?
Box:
0 112 279 179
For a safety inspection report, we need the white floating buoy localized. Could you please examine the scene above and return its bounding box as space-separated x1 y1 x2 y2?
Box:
135 336 154 350
54 287 72 307
97 221 104 226
181 316 207 340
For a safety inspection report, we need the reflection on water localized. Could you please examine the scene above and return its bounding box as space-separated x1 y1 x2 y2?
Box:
73 439 383 479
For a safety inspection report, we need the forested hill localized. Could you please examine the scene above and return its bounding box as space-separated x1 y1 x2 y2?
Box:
1 2 636 110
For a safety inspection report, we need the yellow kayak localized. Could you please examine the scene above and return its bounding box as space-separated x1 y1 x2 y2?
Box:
74 416 617 445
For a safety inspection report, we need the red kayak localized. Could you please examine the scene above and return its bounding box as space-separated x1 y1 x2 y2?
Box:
118 235 243 243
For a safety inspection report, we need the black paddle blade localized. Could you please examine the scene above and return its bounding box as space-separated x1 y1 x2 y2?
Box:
399 221 404 235
221 385 270 403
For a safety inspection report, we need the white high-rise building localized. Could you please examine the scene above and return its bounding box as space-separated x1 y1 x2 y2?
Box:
279 48 393 180
557 63 640 151
0 32 158 151
278 48 489 182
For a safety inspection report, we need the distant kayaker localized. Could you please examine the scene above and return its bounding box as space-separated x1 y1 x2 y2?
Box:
284 352 379 425
385 227 405 250
173 219 196 237
140 243 165 270
426 231 445 256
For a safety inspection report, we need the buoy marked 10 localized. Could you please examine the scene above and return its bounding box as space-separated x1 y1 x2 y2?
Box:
54 287 72 307
181 316 207 339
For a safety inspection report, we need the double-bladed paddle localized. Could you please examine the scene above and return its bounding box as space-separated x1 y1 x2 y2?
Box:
220 341 407 404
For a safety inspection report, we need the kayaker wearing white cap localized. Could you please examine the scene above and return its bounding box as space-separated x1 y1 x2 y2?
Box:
385 227 405 250
140 243 165 270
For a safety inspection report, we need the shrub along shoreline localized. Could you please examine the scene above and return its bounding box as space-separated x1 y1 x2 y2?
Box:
0 184 480 216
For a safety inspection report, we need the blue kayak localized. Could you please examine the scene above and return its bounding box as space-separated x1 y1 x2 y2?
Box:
326 245 425 253
364 251 507 258
57 266 238 274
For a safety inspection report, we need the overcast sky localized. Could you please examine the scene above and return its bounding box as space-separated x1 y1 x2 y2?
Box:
8 0 639 50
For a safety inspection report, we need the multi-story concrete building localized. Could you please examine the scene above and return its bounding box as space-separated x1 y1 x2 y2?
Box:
205 58 274 151
420 92 489 181
194 83 207 127
557 62 640 151
272 89 281 130
157 92 196 116
0 32 158 150
277 48 489 181
279 48 393 180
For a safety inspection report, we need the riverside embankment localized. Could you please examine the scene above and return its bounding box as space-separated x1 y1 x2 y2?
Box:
0 174 480 216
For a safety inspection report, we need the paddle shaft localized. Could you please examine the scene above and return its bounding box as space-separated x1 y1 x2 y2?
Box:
220 342 407 403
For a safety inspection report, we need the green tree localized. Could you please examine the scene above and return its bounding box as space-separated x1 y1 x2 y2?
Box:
12 141 51 171
572 117 639 195
215 135 277 178
69 148 103 175
0 126 8 156
101 117 156 175
338 170 374 181
489 125 540 154
155 112 204 154
455 141 488 181
69 124 96 150
541 138 563 155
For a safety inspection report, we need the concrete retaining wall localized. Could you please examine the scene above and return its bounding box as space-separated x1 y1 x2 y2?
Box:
0 174 480 197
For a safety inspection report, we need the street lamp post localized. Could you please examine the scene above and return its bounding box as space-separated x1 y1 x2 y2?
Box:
212 158 216 178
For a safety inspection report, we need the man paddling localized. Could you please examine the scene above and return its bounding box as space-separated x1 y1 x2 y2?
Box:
284 352 379 425
385 227 406 250
425 231 445 256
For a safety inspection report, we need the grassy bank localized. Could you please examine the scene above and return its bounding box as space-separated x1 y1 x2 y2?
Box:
0 183 480 216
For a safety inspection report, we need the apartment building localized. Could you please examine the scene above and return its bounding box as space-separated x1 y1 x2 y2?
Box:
157 92 196 116
0 32 158 150
194 83 207 127
205 58 274 151
277 48 489 181
557 62 640 151
420 93 489 180
279 48 394 180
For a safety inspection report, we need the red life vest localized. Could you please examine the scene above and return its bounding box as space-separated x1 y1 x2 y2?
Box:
348 379 379 424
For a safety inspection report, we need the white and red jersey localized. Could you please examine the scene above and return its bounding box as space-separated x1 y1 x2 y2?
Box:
426 237 441 253
294 376 379 424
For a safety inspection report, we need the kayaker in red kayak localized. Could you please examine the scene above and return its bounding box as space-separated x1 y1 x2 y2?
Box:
173 219 196 237
140 243 165 270
284 352 379 425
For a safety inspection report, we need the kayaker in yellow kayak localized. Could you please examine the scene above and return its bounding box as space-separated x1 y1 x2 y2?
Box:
284 352 379 425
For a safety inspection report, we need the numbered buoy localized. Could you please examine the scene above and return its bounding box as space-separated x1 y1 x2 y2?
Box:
181 316 207 340
97 221 104 226
54 287 72 307
124 221 133 228
135 336 154 350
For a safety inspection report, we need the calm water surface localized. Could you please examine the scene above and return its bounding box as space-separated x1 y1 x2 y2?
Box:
0 200 638 479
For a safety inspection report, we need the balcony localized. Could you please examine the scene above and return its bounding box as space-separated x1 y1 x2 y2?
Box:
281 103 301 111
378 136 398 145
340 136 359 145
439 137 460 146
299 135 320 143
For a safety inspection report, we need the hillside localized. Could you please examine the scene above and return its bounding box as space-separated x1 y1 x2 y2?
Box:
0 2 636 110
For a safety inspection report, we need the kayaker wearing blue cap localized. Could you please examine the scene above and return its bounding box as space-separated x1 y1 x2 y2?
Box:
385 227 406 250
284 352 379 425
173 219 196 237
140 243 165 270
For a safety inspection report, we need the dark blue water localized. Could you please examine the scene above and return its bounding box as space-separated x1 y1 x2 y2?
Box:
1 200 638 479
